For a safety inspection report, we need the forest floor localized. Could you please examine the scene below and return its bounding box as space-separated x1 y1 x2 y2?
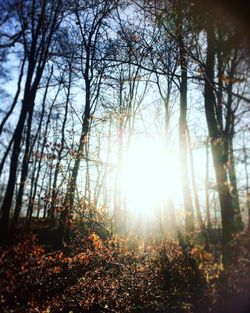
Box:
0 222 250 313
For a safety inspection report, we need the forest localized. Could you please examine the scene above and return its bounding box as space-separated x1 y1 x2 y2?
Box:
0 0 250 312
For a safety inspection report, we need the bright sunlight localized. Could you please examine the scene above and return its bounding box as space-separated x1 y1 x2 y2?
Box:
121 138 180 219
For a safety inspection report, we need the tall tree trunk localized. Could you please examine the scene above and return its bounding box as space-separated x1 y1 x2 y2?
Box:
13 106 34 223
50 71 70 224
58 81 91 245
225 64 243 231
204 27 234 261
114 82 124 233
28 85 60 223
13 67 53 224
178 31 194 234
0 104 30 243
164 95 177 234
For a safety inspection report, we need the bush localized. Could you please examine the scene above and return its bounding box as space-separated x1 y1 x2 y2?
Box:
0 231 224 312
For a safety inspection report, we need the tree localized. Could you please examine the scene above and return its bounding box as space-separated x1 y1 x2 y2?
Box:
0 0 63 243
58 0 115 244
204 25 235 261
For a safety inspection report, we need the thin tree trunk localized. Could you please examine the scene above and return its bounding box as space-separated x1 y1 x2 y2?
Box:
13 105 34 223
44 154 54 220
0 57 26 138
164 95 177 234
27 83 60 224
49 71 70 224
58 108 90 245
228 137 243 230
84 135 92 215
187 128 206 233
178 30 194 234
205 137 211 228
242 138 249 228
213 192 218 227
0 135 14 178
114 82 124 233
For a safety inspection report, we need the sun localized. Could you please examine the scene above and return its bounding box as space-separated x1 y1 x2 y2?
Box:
121 137 180 220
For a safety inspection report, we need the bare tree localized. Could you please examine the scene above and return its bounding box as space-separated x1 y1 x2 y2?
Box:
0 0 63 243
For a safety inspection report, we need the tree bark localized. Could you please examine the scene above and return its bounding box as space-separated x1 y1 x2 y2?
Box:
204 27 235 261
178 29 194 234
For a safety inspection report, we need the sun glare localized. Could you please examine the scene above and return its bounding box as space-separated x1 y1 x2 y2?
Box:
121 138 180 219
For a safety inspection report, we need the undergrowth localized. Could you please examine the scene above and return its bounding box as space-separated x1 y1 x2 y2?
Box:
0 227 249 313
